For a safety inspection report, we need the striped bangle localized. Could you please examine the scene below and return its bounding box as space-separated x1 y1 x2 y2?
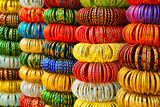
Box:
0 69 20 80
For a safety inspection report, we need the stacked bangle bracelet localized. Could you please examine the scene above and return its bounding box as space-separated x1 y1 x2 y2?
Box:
41 58 77 74
116 88 160 107
0 26 22 41
20 52 45 69
42 41 75 59
123 23 160 47
45 105 52 107
19 0 45 8
73 61 121 83
72 79 121 102
77 7 128 26
44 8 78 25
118 44 160 71
41 89 76 107
73 43 125 62
19 8 46 23
19 94 45 107
21 81 45 98
0 69 20 80
0 92 22 107
126 0 160 5
76 26 124 43
18 22 47 39
74 99 118 107
43 24 78 42
0 55 21 69
20 38 46 53
19 66 44 83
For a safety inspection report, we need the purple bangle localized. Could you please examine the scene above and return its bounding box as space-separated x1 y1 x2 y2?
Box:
156 5 160 24
133 5 141 22
126 6 133 22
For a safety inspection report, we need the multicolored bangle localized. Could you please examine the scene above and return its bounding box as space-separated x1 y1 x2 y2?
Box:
0 69 20 80
19 0 46 8
126 0 160 5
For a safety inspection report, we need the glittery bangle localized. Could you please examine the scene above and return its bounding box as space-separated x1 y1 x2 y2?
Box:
19 0 46 8
126 0 160 5
0 69 20 80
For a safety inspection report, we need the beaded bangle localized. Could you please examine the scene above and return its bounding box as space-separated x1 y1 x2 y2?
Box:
77 7 128 26
73 61 121 83
0 55 21 69
0 69 20 80
19 66 44 83
18 22 47 39
21 81 45 98
116 88 160 107
74 99 118 107
20 52 45 69
19 94 45 107
41 58 77 74
42 41 75 59
126 0 160 5
44 8 78 25
76 25 124 43
41 89 76 106
0 80 21 93
73 43 126 62
43 24 78 42
42 71 76 92
0 92 22 107
19 0 45 8
72 79 121 102
20 38 46 53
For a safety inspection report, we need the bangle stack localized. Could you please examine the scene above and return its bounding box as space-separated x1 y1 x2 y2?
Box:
18 0 46 106
116 1 160 107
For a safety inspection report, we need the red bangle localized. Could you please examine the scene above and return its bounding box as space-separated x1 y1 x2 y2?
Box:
126 0 160 5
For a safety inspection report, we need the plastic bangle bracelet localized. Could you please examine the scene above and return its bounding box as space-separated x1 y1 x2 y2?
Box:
19 0 45 8
126 0 160 5
0 92 22 107
42 41 75 59
77 7 128 26
19 94 45 107
74 99 118 107
20 52 45 69
0 69 20 80
116 88 160 107
18 22 47 39
41 89 76 107
73 43 126 62
42 71 76 92
41 58 77 74
21 81 45 98
19 66 44 83
44 8 78 25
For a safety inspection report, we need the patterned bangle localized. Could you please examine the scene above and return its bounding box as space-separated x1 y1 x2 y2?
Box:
0 69 20 80
126 0 160 5
19 0 46 8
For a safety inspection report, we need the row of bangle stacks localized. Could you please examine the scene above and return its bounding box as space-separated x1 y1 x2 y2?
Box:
0 0 22 106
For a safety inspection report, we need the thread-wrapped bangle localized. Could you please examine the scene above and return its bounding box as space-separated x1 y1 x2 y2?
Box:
44 8 78 25
20 38 46 53
19 8 46 23
41 58 77 74
73 61 121 83
73 43 126 62
41 89 76 106
43 24 78 42
76 25 124 43
42 71 76 92
77 7 128 26
19 94 45 107
118 44 160 71
0 92 22 107
0 55 21 69
21 81 45 98
0 69 20 80
74 99 118 107
116 88 160 107
42 41 75 59
19 0 45 8
20 52 45 69
126 0 160 5
18 22 47 39
19 66 44 83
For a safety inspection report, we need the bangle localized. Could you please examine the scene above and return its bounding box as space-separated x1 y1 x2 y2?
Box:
0 92 22 107
0 69 20 80
73 43 126 62
126 0 160 5
45 105 52 107
19 66 44 83
116 88 160 107
74 99 118 107
0 80 21 93
21 81 45 98
19 0 45 8
41 89 76 107
41 58 77 74
19 94 45 107
20 52 45 69
20 38 46 53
